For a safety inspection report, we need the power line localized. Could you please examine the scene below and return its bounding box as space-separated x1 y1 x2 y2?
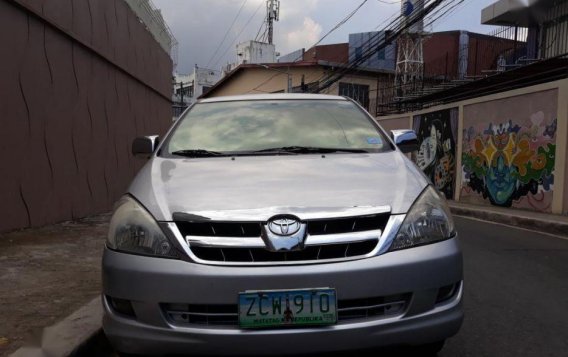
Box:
311 0 369 51
206 0 248 68
253 16 266 42
212 0 265 69
288 0 370 63
247 71 283 93
250 0 467 95
313 0 458 93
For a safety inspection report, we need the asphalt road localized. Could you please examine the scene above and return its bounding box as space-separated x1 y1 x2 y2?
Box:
439 216 568 357
93 216 568 357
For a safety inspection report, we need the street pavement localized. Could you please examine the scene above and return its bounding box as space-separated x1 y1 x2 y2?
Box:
439 216 568 357
93 216 568 357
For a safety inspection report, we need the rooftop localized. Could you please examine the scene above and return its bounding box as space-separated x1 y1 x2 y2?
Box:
200 60 394 99
481 0 553 26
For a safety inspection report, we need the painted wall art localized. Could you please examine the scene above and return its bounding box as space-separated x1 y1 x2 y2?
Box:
413 108 459 199
461 90 558 212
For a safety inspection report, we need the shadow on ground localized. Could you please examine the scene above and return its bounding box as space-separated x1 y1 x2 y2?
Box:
74 331 441 357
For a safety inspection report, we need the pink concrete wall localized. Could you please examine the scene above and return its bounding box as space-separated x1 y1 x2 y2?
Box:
460 89 558 212
376 117 411 132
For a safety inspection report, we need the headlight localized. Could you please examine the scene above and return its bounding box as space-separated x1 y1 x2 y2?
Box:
107 196 178 258
389 186 456 251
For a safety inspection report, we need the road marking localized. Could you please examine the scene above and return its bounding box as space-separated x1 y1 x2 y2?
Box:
454 215 568 242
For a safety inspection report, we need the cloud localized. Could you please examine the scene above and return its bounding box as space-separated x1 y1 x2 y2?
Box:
152 0 494 73
281 17 322 54
279 0 319 21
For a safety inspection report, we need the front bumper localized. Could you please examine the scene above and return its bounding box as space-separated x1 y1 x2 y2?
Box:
102 238 463 355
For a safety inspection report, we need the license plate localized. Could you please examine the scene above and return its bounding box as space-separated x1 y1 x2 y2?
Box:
238 288 337 329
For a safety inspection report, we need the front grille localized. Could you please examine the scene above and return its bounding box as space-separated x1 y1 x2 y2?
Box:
190 240 378 263
175 214 389 238
162 293 410 327
176 221 261 237
175 213 389 264
307 215 389 235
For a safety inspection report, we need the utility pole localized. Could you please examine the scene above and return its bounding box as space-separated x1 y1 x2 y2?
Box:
266 0 280 45
395 0 425 98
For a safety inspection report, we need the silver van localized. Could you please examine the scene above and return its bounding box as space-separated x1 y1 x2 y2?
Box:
102 94 463 356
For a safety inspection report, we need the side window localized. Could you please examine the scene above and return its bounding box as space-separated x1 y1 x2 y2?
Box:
338 83 370 110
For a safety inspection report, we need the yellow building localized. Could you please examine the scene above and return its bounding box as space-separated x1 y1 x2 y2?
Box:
199 61 393 116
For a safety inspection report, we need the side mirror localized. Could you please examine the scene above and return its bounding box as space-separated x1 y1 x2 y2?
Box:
391 130 419 153
132 135 160 158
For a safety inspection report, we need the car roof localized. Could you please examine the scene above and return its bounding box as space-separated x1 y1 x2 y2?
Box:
198 93 347 103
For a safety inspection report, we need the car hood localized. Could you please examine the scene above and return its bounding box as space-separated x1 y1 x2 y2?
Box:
128 152 429 221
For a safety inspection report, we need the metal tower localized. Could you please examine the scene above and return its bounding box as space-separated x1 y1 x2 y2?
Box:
395 0 425 97
266 0 280 45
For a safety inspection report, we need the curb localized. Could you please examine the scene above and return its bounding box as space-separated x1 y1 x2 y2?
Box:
449 203 568 238
10 297 103 357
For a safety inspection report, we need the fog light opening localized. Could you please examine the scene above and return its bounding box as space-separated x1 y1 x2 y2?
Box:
107 296 136 318
435 282 460 304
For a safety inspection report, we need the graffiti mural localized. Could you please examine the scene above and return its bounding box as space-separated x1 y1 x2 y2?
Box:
462 111 557 210
413 108 459 199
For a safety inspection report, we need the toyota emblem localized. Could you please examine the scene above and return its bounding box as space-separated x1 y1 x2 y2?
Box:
268 217 301 236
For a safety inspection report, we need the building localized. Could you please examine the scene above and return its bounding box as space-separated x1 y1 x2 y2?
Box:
423 30 520 81
377 29 525 113
277 30 397 70
376 0 568 216
199 61 394 115
173 65 221 118
222 40 278 75
349 31 397 71
303 43 349 63
278 48 305 63
481 0 568 59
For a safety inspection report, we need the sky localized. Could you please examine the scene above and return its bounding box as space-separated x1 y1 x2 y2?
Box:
152 0 500 74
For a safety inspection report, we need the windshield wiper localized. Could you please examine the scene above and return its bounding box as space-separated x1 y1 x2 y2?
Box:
171 149 225 157
252 146 370 154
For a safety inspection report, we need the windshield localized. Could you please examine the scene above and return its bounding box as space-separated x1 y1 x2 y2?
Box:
165 99 391 156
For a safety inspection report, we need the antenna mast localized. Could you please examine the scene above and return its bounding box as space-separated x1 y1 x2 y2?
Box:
395 0 424 97
266 0 280 44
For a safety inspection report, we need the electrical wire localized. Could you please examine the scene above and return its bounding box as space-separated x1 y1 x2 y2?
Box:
289 0 370 63
249 0 372 93
250 0 467 95
312 0 467 93
206 0 249 68
211 0 266 69
297 0 401 86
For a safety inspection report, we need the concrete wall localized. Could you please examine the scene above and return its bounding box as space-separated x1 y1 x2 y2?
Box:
461 90 557 212
414 108 459 199
0 0 173 232
377 79 568 215
376 116 411 132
